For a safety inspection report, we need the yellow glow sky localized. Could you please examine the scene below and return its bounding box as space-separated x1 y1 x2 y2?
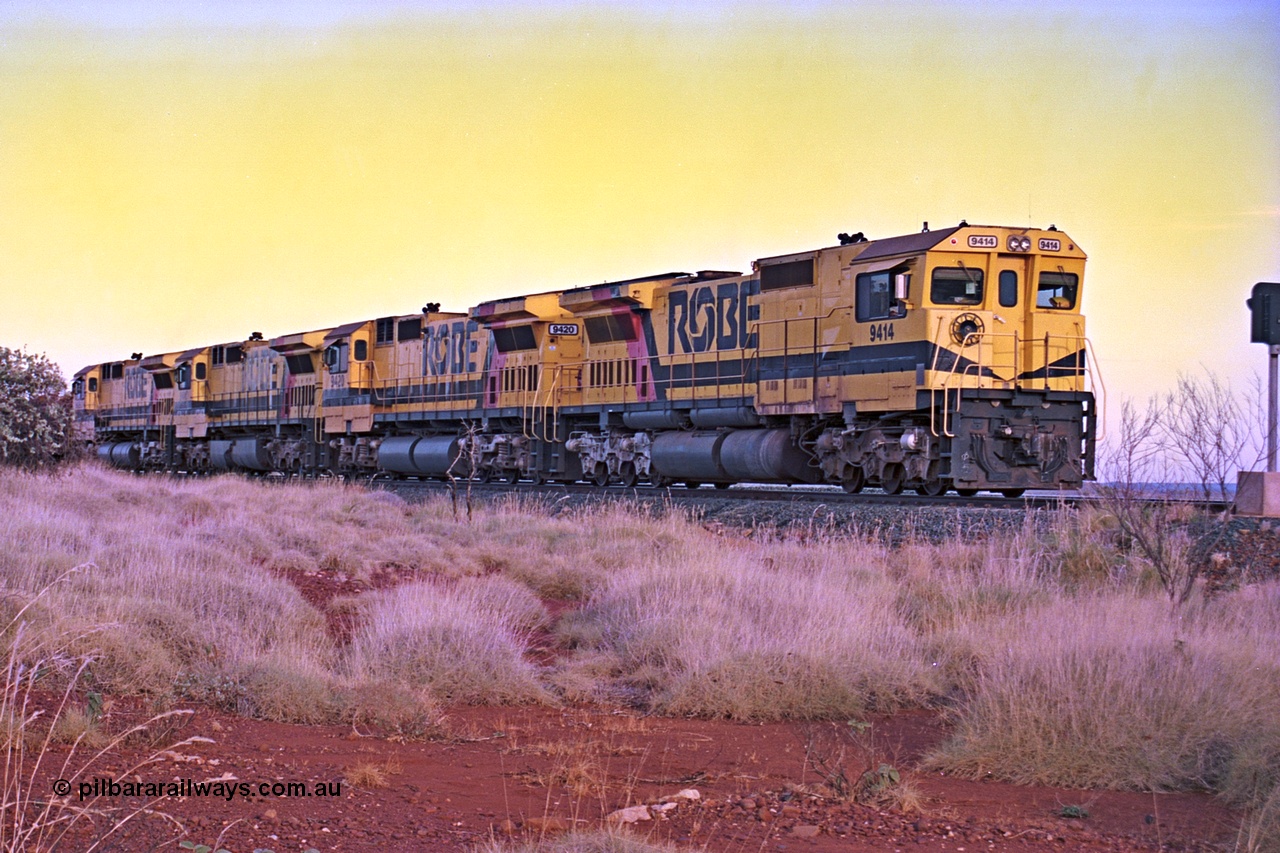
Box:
2 1 1278 436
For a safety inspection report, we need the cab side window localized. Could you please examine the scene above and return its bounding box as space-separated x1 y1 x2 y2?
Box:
324 342 350 373
855 271 906 321
931 267 984 305
1037 272 1078 310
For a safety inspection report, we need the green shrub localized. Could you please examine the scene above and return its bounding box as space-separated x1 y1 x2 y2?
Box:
0 346 83 473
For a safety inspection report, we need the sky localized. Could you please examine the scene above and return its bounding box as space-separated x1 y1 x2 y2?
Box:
1 0 1278 445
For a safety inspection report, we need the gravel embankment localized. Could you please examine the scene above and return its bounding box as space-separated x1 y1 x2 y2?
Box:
398 483 1280 586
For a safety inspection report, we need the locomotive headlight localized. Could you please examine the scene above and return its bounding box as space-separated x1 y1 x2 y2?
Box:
1007 235 1031 252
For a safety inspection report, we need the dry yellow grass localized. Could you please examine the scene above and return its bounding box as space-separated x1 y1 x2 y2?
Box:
3 464 1278 820
927 586 1280 793
343 757 402 789
560 538 937 720
344 576 550 704
473 829 684 853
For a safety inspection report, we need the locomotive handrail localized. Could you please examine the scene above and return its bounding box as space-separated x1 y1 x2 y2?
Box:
522 364 557 443
200 387 319 427
541 366 564 443
752 313 826 408
931 325 1021 437
366 372 486 410
518 368 530 440
557 349 754 417
930 326 1098 438
1080 333 1107 443
929 315 964 437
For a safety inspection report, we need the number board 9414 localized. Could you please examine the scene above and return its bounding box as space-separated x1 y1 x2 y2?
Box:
868 322 895 343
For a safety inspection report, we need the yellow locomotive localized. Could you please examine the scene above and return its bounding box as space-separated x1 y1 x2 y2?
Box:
74 222 1100 495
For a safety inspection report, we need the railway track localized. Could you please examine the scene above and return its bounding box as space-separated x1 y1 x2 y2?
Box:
370 477 1082 512
369 477 1234 514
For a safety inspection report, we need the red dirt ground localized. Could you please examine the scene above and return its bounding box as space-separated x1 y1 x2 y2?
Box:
44 703 1237 853
36 565 1243 853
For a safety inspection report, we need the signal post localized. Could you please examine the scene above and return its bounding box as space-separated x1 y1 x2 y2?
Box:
1237 282 1280 516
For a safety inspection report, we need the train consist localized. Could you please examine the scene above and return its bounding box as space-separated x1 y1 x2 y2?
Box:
74 223 1100 496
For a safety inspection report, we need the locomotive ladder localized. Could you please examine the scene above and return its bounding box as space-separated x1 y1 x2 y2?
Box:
523 365 565 444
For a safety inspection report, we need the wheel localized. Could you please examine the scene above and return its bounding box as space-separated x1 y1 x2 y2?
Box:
504 468 521 485
841 467 865 494
684 481 702 490
916 478 947 497
880 464 905 495
648 474 672 488
478 468 493 483
1000 488 1026 499
593 462 610 487
530 470 546 486
714 481 731 490
955 488 978 497
619 461 638 488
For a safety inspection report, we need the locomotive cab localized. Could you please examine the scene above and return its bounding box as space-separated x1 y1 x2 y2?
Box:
92 357 154 469
169 347 213 463
559 276 672 412
138 352 179 420
174 348 211 404
96 359 149 428
319 321 377 441
923 227 1094 493
473 291 581 416
921 227 1088 397
269 328 328 421
204 341 247 409
467 291 585 482
321 321 372 393
791 223 1097 495
71 365 100 444
319 315 418 397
